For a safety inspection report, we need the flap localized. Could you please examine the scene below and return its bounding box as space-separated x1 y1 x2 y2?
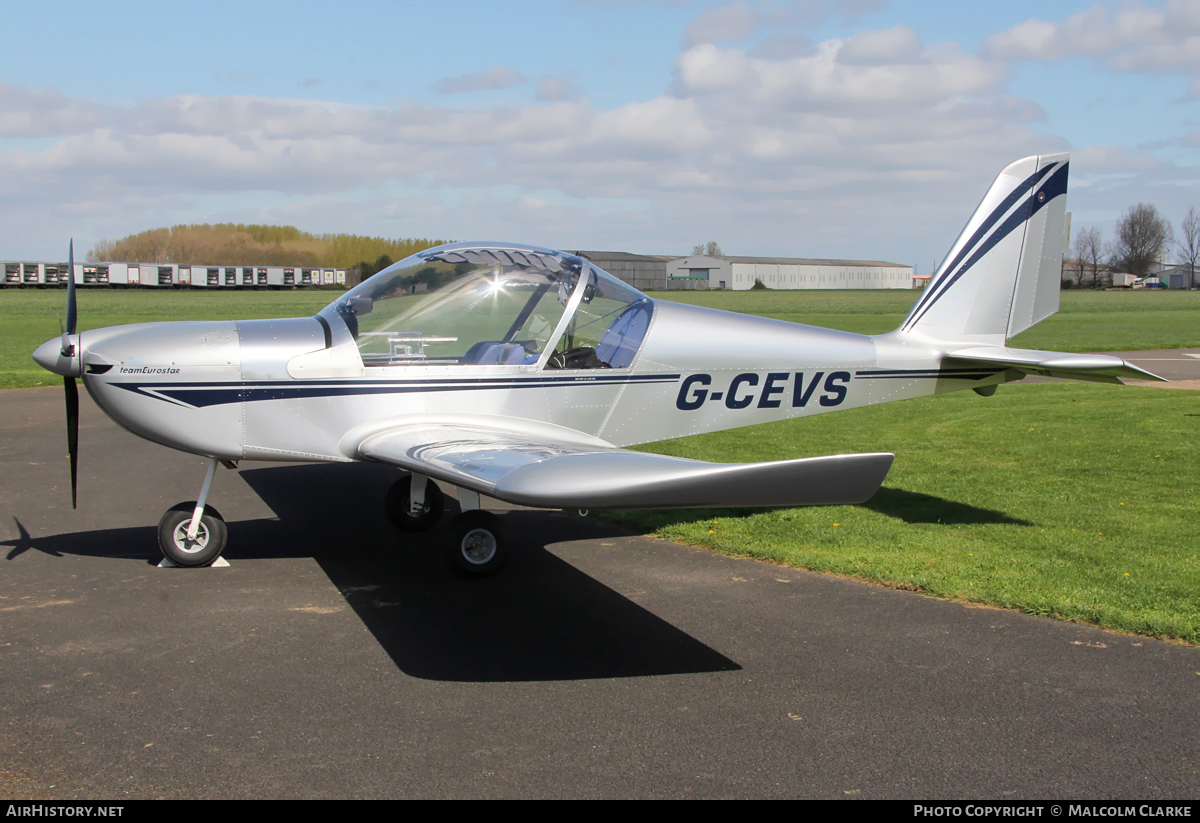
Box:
357 424 894 510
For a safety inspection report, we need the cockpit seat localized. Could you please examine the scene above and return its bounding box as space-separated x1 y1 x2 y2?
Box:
594 301 652 369
461 341 530 365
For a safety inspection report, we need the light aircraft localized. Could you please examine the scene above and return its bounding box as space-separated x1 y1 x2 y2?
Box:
33 153 1162 575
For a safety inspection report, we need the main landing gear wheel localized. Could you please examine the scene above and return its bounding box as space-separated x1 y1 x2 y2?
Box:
385 475 445 532
446 511 508 577
158 502 227 567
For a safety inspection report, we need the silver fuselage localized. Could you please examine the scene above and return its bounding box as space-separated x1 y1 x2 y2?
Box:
68 300 1007 463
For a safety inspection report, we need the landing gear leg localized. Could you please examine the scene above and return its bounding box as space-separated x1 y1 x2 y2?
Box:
158 457 227 567
385 473 445 532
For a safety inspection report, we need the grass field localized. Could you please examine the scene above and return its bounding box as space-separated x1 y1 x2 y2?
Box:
656 287 1200 351
612 382 1198 644
2 284 1197 642
0 288 334 389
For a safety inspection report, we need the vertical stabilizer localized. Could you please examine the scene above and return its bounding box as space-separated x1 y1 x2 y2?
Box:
899 153 1069 344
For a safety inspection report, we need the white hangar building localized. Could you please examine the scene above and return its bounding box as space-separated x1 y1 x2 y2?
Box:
666 255 914 291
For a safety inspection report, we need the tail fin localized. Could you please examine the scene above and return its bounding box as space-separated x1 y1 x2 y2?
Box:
899 153 1069 344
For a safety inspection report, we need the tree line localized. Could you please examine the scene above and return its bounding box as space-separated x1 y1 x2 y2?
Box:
1067 204 1198 289
87 224 452 276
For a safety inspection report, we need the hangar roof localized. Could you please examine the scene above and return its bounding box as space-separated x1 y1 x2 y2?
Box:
572 251 675 263
716 256 910 268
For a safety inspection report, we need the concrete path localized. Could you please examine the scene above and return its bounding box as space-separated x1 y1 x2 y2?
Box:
2 373 1197 799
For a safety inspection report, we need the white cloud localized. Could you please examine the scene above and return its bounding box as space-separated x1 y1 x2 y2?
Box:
536 74 581 102
837 25 922 65
681 0 886 46
673 37 1005 112
983 1 1200 74
2 12 1196 264
0 81 106 137
682 2 765 46
434 66 527 95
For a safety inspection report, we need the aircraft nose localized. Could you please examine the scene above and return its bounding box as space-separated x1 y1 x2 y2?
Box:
33 336 81 377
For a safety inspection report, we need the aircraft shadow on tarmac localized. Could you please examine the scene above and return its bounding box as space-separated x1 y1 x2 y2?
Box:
5 462 740 683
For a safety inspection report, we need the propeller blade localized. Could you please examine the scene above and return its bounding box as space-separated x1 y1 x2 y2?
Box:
66 239 76 334
61 240 77 357
64 375 79 509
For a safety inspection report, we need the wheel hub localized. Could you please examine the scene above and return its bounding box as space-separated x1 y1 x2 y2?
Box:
171 521 210 554
460 528 497 564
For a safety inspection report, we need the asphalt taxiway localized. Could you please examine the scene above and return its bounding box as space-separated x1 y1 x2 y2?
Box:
2 364 1197 799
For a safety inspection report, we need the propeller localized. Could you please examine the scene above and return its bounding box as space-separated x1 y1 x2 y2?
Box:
62 240 78 509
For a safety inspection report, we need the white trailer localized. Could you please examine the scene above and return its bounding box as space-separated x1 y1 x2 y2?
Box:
103 263 130 286
42 263 69 286
146 265 177 287
82 264 110 286
189 265 221 287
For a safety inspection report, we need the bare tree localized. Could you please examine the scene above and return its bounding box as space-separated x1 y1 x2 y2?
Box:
1074 226 1105 288
1111 203 1174 279
1178 206 1199 290
86 240 118 263
1061 253 1083 288
692 242 723 257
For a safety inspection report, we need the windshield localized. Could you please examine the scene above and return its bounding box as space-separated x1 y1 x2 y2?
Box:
322 244 653 369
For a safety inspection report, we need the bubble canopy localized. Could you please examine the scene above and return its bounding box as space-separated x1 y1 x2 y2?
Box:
319 243 654 370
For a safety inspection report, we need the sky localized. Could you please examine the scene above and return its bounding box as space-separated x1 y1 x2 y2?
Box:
2 0 1198 271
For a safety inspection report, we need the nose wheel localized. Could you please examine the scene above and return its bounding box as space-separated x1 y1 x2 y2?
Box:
158 502 227 567
156 456 228 567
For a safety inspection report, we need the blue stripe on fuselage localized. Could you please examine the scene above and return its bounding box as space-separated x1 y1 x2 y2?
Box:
110 373 683 409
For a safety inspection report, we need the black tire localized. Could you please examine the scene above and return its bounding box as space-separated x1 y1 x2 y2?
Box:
446 511 508 577
158 502 227 567
385 475 445 532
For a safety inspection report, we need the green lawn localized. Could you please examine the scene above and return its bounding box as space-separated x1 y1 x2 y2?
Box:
610 382 1199 644
0 288 334 389
654 287 1200 351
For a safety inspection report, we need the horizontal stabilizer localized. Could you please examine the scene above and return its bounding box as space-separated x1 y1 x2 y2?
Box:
945 346 1165 384
357 424 894 509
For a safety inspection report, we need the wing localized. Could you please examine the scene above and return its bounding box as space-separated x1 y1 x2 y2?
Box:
356 424 894 509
